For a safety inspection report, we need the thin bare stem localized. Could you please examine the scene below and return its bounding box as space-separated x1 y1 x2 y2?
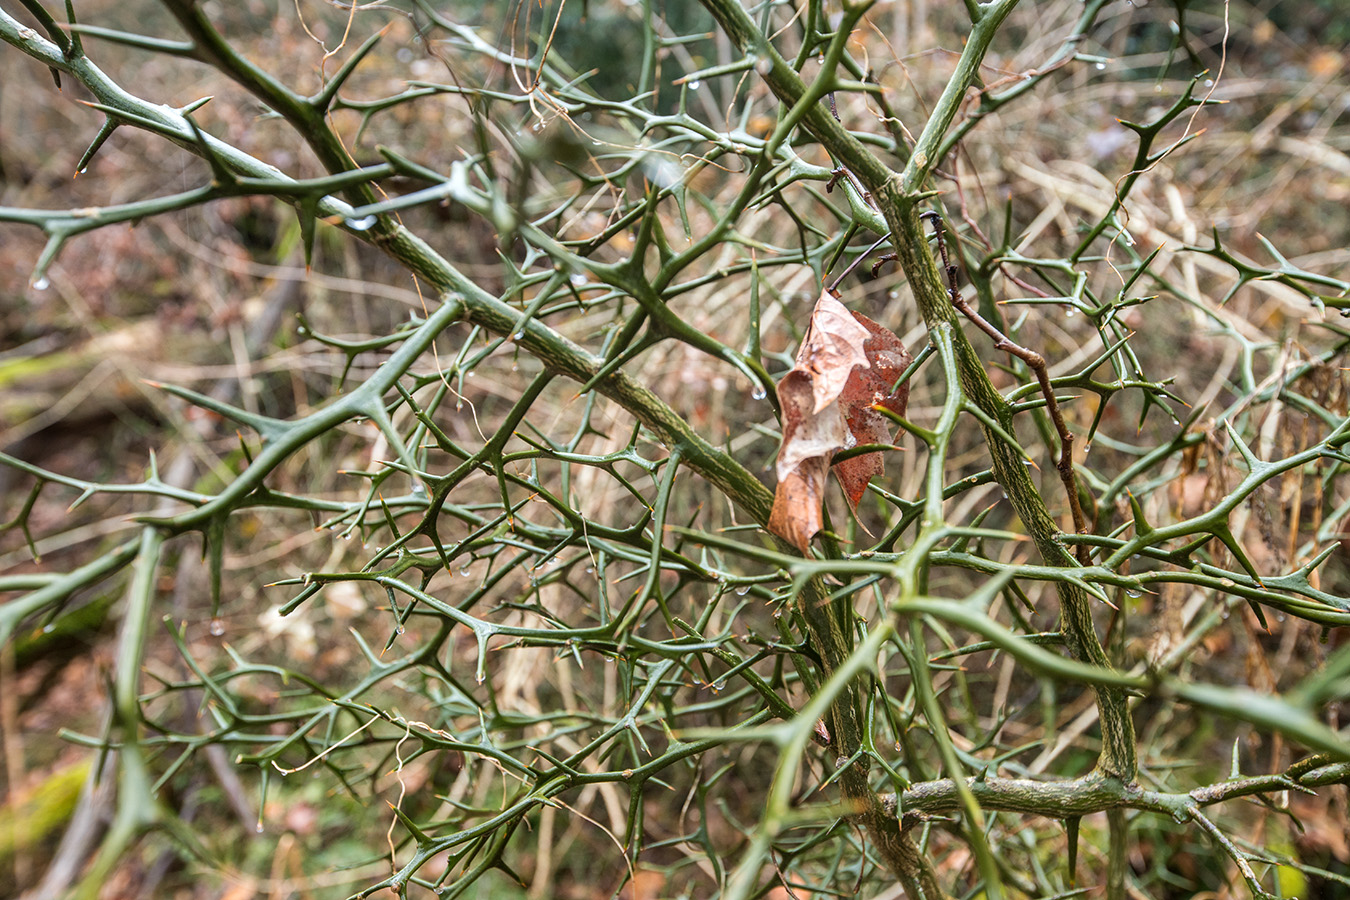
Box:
922 211 1093 565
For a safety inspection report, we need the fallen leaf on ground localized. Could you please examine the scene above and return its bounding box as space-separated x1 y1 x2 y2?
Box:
769 291 912 552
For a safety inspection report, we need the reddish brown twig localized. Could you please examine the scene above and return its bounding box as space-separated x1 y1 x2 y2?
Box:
922 211 1092 565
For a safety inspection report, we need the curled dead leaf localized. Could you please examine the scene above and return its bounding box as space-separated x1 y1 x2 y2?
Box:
768 291 912 553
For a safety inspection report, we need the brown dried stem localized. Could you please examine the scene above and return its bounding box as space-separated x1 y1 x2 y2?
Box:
921 211 1093 566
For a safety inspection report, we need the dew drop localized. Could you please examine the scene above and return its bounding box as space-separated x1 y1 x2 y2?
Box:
1095 62 1106 71
255 822 265 834
1064 306 1076 318
77 165 89 175
396 625 405 635
1083 442 1092 457
711 679 725 692
513 331 525 341
687 79 702 91
735 584 751 596
31 276 51 291
42 624 55 634
346 215 377 231
460 564 472 576
1125 588 1142 598
751 387 767 400
209 617 225 636
1204 79 1214 87
569 273 587 286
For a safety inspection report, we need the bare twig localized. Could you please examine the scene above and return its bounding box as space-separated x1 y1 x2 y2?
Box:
827 231 894 294
1189 807 1278 900
921 211 1093 565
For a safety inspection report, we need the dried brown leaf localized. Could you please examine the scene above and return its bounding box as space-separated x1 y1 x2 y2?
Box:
768 292 912 552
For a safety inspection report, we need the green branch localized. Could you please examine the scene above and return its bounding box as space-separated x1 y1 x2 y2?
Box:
698 0 1136 786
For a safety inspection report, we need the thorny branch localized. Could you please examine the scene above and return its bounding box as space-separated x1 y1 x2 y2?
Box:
922 211 1094 566
3 2 1350 900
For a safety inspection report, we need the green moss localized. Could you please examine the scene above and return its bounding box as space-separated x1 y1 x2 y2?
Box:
0 758 90 863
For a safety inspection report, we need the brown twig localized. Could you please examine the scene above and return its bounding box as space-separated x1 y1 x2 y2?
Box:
921 211 1092 565
825 163 874 209
827 231 893 294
